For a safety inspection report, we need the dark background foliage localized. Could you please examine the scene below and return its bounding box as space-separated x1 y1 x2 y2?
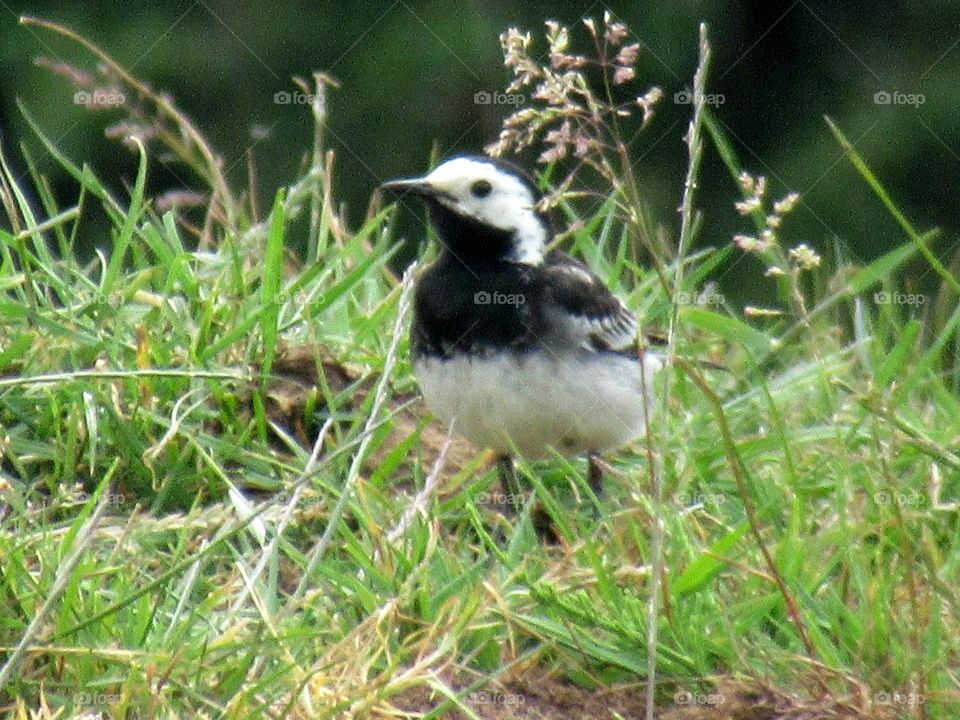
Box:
1 1 958 302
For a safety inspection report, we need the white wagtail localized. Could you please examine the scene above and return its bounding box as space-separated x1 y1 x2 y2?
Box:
382 155 661 509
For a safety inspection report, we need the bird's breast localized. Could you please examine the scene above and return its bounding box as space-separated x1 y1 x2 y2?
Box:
411 261 544 358
412 350 658 457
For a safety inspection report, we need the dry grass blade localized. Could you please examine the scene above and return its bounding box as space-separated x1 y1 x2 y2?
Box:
0 486 110 691
20 15 239 235
644 22 711 720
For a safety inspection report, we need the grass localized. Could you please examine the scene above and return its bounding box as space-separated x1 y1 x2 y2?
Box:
0 15 958 720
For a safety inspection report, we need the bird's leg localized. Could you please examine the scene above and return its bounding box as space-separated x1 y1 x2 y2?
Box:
497 454 522 511
585 454 605 520
587 453 603 498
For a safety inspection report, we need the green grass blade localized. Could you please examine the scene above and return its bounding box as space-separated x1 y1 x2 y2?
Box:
260 189 286 386
826 116 960 295
104 137 148 294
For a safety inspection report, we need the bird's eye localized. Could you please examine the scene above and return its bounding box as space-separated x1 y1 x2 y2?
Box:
470 179 493 198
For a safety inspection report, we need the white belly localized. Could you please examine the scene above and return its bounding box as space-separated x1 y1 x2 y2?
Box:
413 351 660 457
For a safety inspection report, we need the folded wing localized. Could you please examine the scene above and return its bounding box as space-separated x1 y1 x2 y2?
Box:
541 251 639 354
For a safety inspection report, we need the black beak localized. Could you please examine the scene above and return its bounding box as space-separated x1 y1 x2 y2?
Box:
380 177 436 198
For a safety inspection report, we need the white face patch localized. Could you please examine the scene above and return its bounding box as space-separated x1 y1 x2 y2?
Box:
422 157 547 265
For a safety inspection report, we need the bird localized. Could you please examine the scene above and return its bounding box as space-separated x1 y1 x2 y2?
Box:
381 155 661 511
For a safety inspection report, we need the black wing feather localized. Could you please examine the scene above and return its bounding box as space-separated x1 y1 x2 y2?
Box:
541 251 639 354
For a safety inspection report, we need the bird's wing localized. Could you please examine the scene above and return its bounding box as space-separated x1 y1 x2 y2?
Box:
541 251 639 354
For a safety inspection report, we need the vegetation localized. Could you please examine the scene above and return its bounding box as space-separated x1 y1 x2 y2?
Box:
0 15 957 720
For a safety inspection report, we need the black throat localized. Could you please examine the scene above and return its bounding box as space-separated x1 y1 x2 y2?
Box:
426 201 517 265
411 204 550 360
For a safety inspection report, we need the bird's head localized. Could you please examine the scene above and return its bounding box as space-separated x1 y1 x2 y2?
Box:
381 156 550 265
